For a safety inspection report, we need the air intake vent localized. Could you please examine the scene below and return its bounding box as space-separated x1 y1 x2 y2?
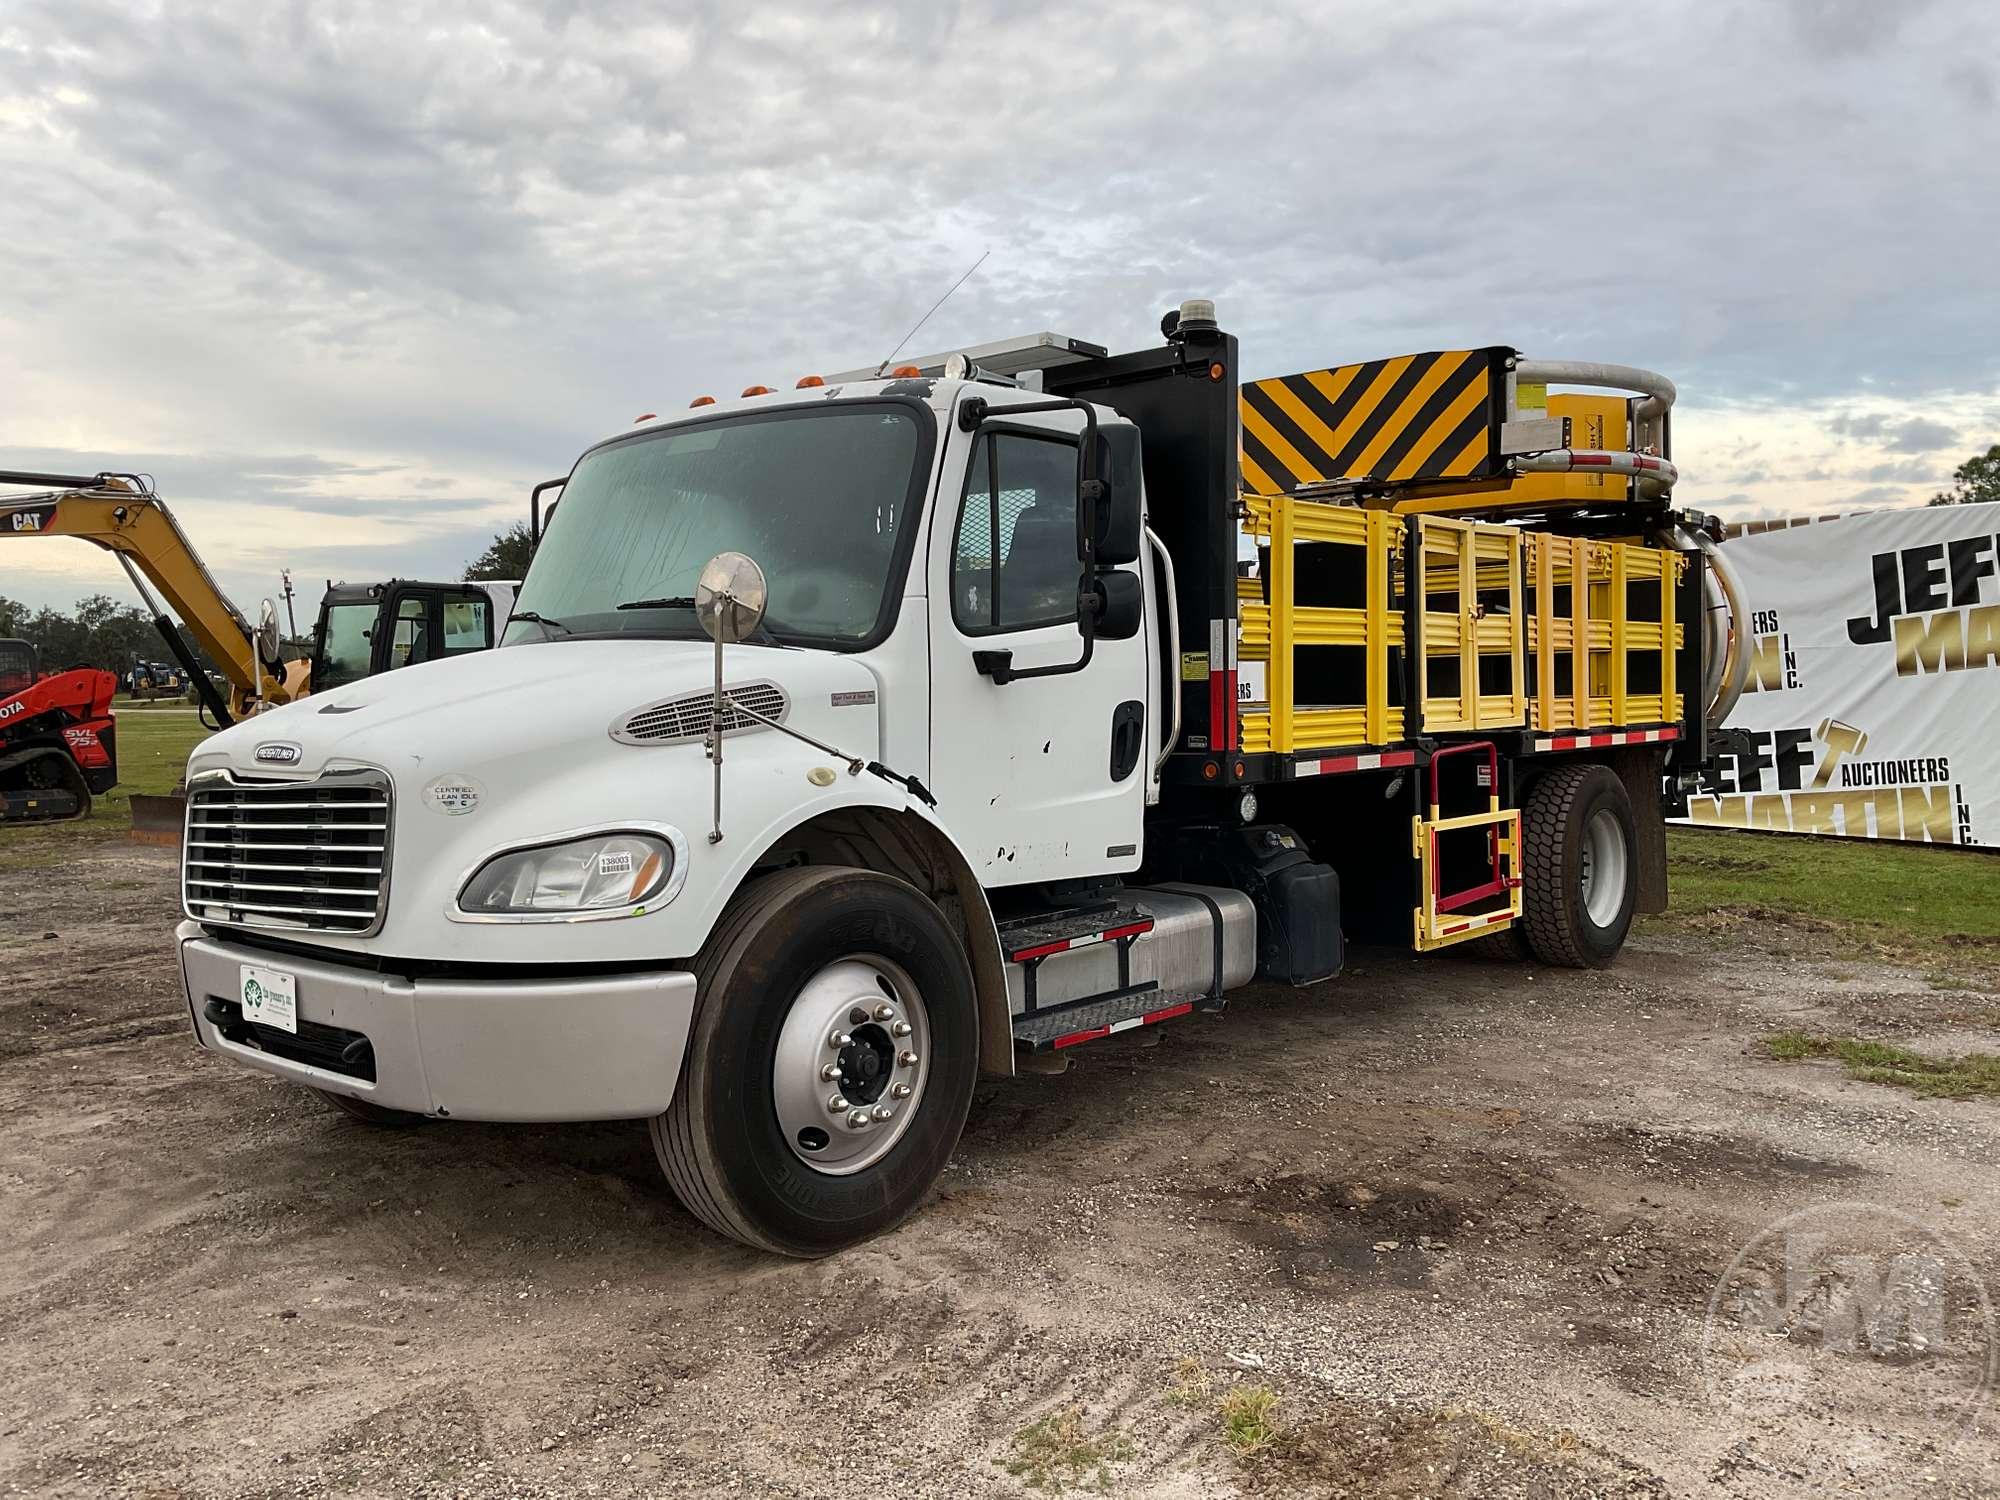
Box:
611 682 789 746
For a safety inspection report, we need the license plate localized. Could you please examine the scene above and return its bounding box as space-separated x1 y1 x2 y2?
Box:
239 963 298 1035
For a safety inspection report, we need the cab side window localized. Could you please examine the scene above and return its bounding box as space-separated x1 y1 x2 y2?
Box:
441 594 492 655
951 431 1079 635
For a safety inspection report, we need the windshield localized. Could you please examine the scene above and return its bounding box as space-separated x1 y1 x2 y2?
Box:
317 602 376 689
506 403 931 648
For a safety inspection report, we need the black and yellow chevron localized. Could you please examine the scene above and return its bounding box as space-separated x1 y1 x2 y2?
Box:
1239 348 1504 496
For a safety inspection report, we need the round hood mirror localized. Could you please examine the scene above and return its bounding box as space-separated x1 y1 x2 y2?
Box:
695 552 768 644
254 597 284 668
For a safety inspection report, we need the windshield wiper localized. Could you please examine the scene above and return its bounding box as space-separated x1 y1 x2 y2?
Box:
507 610 572 639
615 595 698 611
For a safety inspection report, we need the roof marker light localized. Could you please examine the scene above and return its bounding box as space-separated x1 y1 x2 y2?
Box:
690 395 716 408
888 365 923 378
796 375 825 388
742 385 775 397
634 412 657 423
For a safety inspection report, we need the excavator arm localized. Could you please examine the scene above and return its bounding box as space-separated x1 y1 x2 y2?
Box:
0 470 304 722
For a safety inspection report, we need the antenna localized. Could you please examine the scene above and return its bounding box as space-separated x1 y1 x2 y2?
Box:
875 249 990 376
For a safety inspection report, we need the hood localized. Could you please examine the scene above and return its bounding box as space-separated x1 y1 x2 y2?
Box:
186 639 888 961
195 638 881 784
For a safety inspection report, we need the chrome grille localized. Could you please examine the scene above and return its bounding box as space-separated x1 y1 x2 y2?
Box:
182 769 391 934
610 682 788 746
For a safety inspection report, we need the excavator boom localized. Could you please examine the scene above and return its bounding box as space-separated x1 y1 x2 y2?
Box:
0 470 302 722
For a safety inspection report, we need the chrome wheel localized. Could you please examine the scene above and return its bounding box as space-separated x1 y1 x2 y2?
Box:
1579 806 1628 927
772 956 929 1176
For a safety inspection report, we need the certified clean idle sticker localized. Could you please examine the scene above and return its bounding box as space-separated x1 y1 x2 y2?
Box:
423 774 484 815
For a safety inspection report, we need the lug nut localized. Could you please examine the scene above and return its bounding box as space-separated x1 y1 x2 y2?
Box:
828 1029 851 1049
872 1002 894 1021
846 1109 872 1130
898 1050 918 1068
891 1020 912 1038
891 1083 912 1099
820 1063 843 1082
827 1094 849 1113
871 1105 894 1122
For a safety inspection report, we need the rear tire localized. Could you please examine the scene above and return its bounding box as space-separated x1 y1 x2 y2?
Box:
1520 763 1637 969
318 1089 426 1127
652 866 978 1256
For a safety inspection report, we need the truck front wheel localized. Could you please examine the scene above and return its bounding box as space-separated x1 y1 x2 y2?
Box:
651 865 979 1256
1519 763 1638 969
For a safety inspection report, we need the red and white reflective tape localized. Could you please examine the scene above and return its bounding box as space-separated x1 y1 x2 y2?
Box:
1051 1000 1194 1050
1294 747 1418 779
1010 918 1154 964
1208 618 1237 752
1438 909 1514 938
1532 726 1680 753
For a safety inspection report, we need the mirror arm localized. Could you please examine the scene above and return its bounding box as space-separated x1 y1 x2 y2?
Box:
530 477 565 545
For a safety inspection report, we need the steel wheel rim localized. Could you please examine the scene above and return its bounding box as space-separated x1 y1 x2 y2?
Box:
1579 807 1628 927
772 956 930 1176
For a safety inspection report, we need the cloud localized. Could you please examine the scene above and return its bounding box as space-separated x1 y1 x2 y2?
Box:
0 0 1995 609
1883 418 1960 453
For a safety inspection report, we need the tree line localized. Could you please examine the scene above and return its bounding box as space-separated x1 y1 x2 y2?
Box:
0 593 216 678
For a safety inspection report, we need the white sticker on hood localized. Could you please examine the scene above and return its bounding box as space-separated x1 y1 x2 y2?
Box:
424 775 484 816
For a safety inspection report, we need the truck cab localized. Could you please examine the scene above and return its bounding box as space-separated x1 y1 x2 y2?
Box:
174 306 1732 1256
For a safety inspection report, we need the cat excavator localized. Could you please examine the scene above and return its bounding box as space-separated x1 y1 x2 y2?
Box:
0 469 301 725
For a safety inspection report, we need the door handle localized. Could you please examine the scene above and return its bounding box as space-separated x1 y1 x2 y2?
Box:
1109 700 1145 782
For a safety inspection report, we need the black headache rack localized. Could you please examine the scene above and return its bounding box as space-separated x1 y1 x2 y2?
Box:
1043 321 1251 787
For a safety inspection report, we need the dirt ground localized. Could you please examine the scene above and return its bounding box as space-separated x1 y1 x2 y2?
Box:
2 839 1997 1498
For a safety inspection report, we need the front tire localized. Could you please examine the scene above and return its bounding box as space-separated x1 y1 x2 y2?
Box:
1520 763 1638 969
652 866 979 1256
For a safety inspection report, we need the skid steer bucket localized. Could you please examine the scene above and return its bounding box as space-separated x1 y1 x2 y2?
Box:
130 791 186 845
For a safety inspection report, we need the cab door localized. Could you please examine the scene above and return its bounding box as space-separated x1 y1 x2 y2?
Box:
925 411 1148 887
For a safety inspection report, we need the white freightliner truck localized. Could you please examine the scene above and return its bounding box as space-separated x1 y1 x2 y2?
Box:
174 303 1746 1255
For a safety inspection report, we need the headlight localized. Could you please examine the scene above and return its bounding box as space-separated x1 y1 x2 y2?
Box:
457 831 681 917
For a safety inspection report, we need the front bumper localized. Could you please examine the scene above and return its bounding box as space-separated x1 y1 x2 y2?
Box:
175 921 696 1122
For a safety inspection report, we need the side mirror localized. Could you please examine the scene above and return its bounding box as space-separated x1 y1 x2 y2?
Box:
1083 570 1143 641
1082 425 1143 566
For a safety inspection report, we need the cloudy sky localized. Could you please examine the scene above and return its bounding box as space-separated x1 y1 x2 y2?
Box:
2 0 1993 614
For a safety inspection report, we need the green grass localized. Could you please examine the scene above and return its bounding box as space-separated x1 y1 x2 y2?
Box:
1763 1030 2000 1099
0 707 211 863
1218 1385 1281 1457
1000 1409 1136 1493
1665 827 2000 962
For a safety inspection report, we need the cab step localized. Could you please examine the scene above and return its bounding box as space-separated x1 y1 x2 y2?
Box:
998 904 1154 962
1011 990 1221 1053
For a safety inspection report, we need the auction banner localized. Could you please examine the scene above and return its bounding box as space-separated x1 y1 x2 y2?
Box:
1681 500 1999 846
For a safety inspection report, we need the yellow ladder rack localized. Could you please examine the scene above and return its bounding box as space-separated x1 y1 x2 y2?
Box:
1238 494 1403 754
1523 534 1686 731
1412 516 1526 735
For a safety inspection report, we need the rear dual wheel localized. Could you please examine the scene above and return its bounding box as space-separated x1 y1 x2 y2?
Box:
652 866 979 1256
1519 763 1638 968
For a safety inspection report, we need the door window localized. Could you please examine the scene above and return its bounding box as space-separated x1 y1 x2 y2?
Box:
391 597 431 668
951 431 1079 634
441 593 492 654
